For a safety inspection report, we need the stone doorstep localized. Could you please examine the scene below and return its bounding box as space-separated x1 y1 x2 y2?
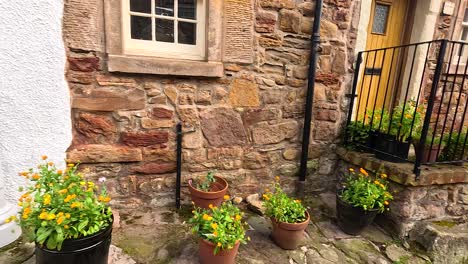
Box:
409 221 468 264
337 147 468 187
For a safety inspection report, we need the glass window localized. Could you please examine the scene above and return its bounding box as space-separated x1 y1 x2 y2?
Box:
124 0 205 60
372 3 390 34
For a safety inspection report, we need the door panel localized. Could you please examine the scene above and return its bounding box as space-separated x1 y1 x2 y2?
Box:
357 0 409 120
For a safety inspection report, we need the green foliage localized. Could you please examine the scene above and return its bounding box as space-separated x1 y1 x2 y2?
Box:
345 121 370 150
365 100 423 142
440 129 468 161
189 200 248 255
263 179 307 224
340 168 393 213
195 171 216 192
13 157 112 250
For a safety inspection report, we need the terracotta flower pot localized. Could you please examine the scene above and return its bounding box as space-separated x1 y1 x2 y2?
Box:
199 239 240 264
270 211 310 250
414 143 444 163
336 194 379 235
188 176 228 209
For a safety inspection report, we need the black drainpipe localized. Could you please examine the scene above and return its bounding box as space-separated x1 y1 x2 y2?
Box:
299 0 323 182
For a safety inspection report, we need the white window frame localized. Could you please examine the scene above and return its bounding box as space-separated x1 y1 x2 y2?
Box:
458 8 468 62
122 0 206 61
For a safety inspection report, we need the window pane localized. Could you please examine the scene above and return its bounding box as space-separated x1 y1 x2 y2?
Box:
130 0 151 13
462 27 468 41
464 8 468 23
372 4 390 34
131 16 152 40
178 0 196 20
178 22 196 45
156 19 174 42
156 0 174 17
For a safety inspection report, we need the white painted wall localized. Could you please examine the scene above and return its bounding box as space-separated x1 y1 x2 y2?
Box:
0 0 71 202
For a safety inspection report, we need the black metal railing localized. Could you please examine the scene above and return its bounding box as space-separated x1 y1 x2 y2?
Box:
344 39 468 176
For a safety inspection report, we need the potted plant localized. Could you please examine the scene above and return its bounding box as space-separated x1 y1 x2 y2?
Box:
337 168 393 235
374 101 423 162
13 156 113 264
189 196 249 264
413 132 446 163
440 129 468 163
188 171 228 209
263 177 310 250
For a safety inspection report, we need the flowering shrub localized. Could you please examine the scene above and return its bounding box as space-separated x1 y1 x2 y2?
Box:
10 156 112 250
340 168 393 213
263 177 307 224
189 196 248 254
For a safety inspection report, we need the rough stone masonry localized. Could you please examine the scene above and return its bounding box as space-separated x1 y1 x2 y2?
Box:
62 0 360 209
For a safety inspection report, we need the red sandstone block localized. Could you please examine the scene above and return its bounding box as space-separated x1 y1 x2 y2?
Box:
130 162 176 174
67 144 142 163
121 131 169 147
68 57 100 72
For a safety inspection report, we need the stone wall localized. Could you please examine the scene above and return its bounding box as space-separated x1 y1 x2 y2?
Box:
62 0 360 208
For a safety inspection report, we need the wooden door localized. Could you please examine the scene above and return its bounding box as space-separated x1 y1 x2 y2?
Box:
357 0 409 120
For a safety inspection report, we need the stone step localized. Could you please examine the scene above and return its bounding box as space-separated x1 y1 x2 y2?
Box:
409 221 468 264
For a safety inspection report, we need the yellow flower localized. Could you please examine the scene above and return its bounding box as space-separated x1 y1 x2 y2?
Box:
19 171 28 177
217 242 222 247
67 163 74 167
65 213 71 219
47 213 56 220
56 216 65 225
262 194 270 200
57 170 63 175
41 155 48 160
384 201 389 205
43 194 51 205
79 181 86 186
208 204 214 209
39 212 48 220
35 184 40 189
213 231 218 237
359 168 368 177
380 184 385 189
32 174 40 180
59 189 68 194
223 195 230 200
48 162 54 166
275 176 280 182
381 174 388 179
103 197 111 203
87 182 95 188
70 202 81 208
211 223 218 229
64 194 76 203
247 236 251 241
374 180 380 185
349 168 354 172
264 188 270 193
294 199 301 203
18 202 23 206
202 214 212 221
235 214 242 221
64 225 69 229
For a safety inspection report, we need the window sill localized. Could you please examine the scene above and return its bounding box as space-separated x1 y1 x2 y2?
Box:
108 54 224 77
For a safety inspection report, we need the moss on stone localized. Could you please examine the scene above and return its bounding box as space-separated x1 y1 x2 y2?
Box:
432 220 457 228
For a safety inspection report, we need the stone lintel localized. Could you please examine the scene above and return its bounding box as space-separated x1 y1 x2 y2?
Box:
108 55 224 78
336 147 468 186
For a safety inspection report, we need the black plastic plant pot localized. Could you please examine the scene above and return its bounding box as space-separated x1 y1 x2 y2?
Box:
35 224 112 264
375 136 410 162
366 131 383 150
336 194 379 235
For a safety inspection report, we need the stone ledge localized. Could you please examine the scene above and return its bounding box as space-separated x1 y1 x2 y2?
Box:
108 55 224 77
67 144 143 163
337 147 468 186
